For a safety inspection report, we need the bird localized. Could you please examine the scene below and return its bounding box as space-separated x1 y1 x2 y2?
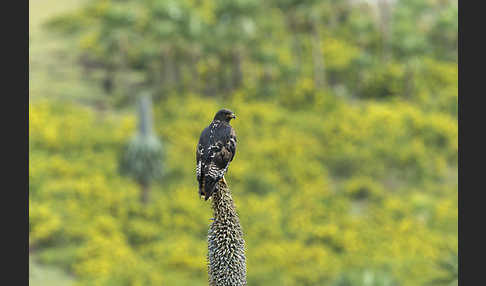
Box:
196 108 237 201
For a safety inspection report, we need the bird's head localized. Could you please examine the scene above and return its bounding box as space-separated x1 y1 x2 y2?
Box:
214 108 236 122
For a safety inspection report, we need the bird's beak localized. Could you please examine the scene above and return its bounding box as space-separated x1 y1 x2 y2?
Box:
231 113 236 119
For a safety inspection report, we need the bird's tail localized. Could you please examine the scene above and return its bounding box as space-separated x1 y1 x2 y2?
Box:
203 177 220 201
198 179 205 199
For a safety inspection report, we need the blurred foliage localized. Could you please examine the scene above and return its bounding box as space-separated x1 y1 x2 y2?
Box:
30 94 457 285
428 250 458 286
31 0 457 285
331 268 399 286
44 0 457 115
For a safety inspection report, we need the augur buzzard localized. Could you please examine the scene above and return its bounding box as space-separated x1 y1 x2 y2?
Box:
196 109 237 200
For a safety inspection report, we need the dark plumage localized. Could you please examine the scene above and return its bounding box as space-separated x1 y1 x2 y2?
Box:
196 109 237 200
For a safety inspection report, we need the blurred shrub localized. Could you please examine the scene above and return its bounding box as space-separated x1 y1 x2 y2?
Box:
37 246 79 273
429 250 458 286
360 61 406 99
344 177 384 202
29 94 456 285
29 201 62 249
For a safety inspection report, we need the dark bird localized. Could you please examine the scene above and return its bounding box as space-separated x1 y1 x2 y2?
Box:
196 109 237 200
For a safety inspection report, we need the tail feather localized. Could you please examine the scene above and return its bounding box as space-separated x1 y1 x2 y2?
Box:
204 177 220 200
198 172 206 198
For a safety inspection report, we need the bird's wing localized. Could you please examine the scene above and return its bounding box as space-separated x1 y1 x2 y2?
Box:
199 123 236 200
196 127 210 181
198 127 212 157
197 127 214 198
228 126 237 162
211 124 236 169
196 143 202 180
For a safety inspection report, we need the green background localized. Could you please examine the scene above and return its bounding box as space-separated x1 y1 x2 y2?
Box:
29 0 457 285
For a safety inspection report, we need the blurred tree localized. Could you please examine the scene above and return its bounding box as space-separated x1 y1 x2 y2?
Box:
44 0 457 105
119 94 165 204
390 0 458 61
